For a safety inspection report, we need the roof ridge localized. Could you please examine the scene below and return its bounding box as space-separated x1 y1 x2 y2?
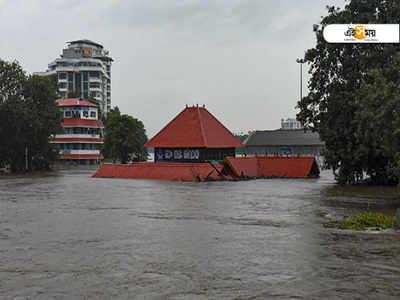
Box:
197 106 207 146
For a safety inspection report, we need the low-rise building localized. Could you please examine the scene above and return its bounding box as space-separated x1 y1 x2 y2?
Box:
51 98 104 165
244 129 324 158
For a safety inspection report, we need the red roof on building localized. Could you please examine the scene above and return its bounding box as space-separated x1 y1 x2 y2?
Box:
225 156 319 178
93 162 230 181
57 98 98 108
62 118 104 128
145 106 244 148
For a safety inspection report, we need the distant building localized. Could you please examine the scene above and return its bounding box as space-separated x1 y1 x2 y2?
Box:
244 129 324 158
35 39 113 115
51 98 104 165
281 118 302 130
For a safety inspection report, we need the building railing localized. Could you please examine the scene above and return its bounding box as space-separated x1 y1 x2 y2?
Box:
54 134 101 139
60 150 101 155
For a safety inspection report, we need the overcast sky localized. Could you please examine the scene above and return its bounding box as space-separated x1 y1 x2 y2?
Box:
1 0 346 138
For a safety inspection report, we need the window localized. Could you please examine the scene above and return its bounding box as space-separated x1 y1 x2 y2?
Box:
68 72 74 91
65 111 72 118
58 72 67 80
89 82 100 89
90 111 96 118
89 71 100 78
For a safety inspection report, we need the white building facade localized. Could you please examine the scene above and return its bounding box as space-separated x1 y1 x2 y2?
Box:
51 98 104 165
36 39 113 115
280 118 303 130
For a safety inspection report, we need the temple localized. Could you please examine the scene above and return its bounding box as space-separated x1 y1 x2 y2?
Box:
145 105 243 162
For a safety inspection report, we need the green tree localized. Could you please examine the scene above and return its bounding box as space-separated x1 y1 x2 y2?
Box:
297 0 400 185
103 109 148 163
0 59 61 172
0 60 26 169
354 56 400 185
23 75 62 170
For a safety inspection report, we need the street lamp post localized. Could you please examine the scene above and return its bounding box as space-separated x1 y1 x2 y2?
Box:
296 58 305 101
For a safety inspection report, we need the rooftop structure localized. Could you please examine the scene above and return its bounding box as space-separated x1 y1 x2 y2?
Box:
51 98 104 164
281 118 302 130
244 129 324 158
35 39 113 115
145 105 244 162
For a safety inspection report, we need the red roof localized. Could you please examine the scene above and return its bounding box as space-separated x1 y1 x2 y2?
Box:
93 162 230 181
62 118 104 128
56 98 98 108
256 156 317 178
145 106 244 148
225 156 319 178
225 157 259 177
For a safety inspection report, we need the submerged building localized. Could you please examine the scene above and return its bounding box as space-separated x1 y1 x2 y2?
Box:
145 105 244 162
52 98 104 165
244 129 324 157
35 39 113 115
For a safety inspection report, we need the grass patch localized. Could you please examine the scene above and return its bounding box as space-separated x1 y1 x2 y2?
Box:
324 211 397 231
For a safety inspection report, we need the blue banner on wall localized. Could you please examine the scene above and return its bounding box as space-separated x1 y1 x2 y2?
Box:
155 148 203 162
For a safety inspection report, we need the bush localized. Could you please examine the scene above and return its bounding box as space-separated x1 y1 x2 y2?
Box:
324 212 397 231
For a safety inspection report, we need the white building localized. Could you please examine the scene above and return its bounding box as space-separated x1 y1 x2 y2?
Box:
51 98 104 165
35 39 113 115
281 118 303 130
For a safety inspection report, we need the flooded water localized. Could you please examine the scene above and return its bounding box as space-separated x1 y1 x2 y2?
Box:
1 168 400 299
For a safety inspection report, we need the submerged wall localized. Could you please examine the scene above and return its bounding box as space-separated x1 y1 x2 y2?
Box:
93 162 227 181
93 156 319 181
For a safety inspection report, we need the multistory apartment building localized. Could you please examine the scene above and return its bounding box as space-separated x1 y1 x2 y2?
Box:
51 98 104 165
35 39 112 115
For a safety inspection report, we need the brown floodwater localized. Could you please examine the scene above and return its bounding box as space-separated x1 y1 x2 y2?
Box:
0 168 400 299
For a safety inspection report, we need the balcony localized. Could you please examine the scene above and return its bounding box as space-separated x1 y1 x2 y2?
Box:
89 77 102 83
54 134 100 139
89 87 102 92
55 65 105 73
60 150 101 155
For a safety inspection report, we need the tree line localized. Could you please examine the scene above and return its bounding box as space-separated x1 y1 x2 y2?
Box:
0 60 61 172
297 0 400 185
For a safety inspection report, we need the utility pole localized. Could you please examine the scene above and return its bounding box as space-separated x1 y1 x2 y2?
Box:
296 58 306 101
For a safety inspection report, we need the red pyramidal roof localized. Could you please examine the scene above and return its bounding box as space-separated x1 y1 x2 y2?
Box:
145 106 244 148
